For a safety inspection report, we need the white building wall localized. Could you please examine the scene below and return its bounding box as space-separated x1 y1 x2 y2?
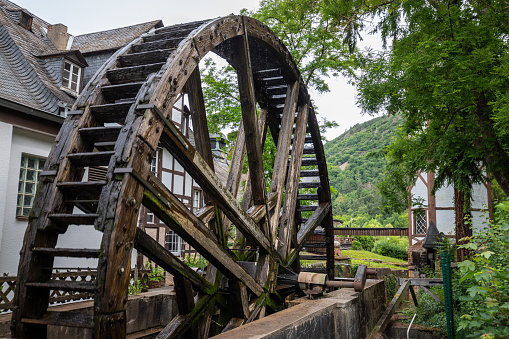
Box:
435 185 454 208
0 127 54 275
0 122 13 252
471 182 489 209
436 210 456 235
0 127 103 275
412 174 428 208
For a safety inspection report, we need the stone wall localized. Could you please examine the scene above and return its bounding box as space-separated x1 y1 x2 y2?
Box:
0 287 177 338
215 280 386 339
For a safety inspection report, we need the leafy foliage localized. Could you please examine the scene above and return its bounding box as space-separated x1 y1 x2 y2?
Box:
246 0 355 93
324 115 408 225
456 201 509 338
346 0 509 200
372 238 407 261
351 235 374 251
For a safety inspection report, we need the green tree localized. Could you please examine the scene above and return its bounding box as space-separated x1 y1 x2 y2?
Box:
345 0 509 198
248 0 354 93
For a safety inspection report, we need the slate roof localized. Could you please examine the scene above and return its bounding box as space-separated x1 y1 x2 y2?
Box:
72 20 163 54
423 221 444 249
0 0 162 116
0 0 73 114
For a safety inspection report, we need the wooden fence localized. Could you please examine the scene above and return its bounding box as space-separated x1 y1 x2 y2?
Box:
1 268 150 314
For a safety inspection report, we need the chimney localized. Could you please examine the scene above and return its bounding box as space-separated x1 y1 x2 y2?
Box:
47 24 68 50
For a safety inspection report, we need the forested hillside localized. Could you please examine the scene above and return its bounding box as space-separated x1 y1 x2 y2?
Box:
324 115 407 228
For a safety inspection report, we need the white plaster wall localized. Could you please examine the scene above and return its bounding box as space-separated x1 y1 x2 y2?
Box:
436 210 456 235
0 122 13 252
0 127 103 275
435 185 454 208
411 174 428 208
0 127 54 275
471 182 489 209
471 210 490 231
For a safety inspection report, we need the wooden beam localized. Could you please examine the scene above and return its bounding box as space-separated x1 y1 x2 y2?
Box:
156 294 216 339
234 34 266 207
398 278 443 286
278 103 309 259
185 67 215 206
133 228 215 295
229 280 250 319
307 106 334 280
268 81 299 240
126 169 264 296
369 279 410 338
420 286 443 303
173 276 199 339
157 114 275 257
287 202 331 265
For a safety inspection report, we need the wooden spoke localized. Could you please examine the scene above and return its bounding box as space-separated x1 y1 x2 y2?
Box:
125 169 264 296
278 103 309 258
158 115 275 257
233 34 266 208
287 202 332 266
307 107 334 279
269 81 299 240
156 294 217 339
133 229 215 295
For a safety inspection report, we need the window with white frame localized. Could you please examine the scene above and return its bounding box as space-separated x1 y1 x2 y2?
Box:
17 155 45 217
414 210 427 234
166 230 182 256
146 212 155 224
150 149 159 174
193 189 202 213
62 60 81 93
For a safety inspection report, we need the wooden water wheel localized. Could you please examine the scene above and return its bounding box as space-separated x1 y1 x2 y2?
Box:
11 15 333 338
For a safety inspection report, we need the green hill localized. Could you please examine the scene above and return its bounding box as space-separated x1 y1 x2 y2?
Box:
324 115 407 227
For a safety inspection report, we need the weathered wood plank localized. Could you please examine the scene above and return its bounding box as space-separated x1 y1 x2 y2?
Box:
173 276 199 339
229 280 250 320
268 81 299 240
156 295 215 339
21 311 93 329
119 49 174 68
185 67 214 170
278 103 309 258
398 278 444 286
106 62 166 85
369 279 410 338
133 171 264 296
134 228 215 295
233 34 266 208
287 202 331 265
31 248 100 258
307 106 334 280
158 117 274 257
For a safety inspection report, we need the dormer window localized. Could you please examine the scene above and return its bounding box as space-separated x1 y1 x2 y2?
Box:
19 12 32 30
62 60 81 93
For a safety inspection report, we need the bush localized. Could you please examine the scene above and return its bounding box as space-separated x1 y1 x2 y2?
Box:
351 236 375 251
373 238 407 260
456 201 509 338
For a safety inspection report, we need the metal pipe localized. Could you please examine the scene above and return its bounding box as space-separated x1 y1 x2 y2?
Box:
407 313 417 339
325 280 354 288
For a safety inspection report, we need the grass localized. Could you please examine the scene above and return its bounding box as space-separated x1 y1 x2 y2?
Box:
343 250 407 270
299 250 408 271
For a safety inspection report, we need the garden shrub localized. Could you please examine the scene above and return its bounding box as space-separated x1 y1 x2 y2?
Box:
351 235 375 251
373 238 407 260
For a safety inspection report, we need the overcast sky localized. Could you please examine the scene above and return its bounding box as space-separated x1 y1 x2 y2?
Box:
15 0 379 141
